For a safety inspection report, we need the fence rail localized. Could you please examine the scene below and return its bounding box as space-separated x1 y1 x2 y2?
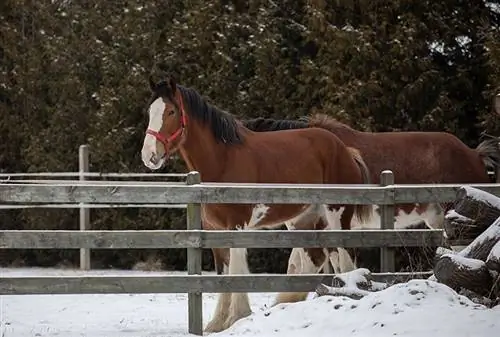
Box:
0 229 444 249
1 181 500 204
0 272 433 296
0 172 188 178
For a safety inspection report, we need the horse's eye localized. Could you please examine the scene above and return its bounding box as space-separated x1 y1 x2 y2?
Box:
168 110 175 116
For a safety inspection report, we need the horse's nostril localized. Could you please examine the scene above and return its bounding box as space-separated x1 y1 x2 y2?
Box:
150 154 158 165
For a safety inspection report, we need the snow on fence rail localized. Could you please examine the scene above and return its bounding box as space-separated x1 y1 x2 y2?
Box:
1 169 500 335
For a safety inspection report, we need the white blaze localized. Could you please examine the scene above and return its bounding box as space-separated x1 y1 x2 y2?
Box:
141 98 166 170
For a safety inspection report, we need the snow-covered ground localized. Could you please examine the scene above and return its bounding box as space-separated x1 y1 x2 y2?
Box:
1 267 499 337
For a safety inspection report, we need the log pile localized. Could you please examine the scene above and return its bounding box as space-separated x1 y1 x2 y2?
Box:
316 187 500 306
433 187 500 307
444 186 500 243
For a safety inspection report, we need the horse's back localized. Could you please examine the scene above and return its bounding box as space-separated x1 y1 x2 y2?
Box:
226 127 358 184
355 131 489 184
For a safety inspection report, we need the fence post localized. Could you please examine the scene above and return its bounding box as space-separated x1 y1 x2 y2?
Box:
186 171 203 335
79 145 91 270
380 170 395 272
497 140 500 183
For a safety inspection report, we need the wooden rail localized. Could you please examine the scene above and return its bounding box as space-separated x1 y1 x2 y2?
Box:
1 181 500 204
0 272 433 296
0 229 444 249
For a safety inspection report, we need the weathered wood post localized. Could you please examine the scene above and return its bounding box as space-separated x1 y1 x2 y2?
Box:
495 94 500 183
186 171 203 335
380 170 395 272
497 140 500 184
79 145 91 270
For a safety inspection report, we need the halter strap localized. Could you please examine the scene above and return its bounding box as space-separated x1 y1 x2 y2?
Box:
146 93 187 150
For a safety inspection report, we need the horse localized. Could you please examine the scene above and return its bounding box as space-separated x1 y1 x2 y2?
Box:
140 77 373 333
241 113 500 276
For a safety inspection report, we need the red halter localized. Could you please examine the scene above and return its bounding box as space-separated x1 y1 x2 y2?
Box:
146 95 187 151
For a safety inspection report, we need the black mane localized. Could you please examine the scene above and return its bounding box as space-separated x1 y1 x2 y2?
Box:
242 117 308 132
150 80 244 144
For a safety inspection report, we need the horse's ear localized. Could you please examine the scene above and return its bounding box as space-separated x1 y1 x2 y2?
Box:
169 77 177 94
495 93 500 115
148 75 156 92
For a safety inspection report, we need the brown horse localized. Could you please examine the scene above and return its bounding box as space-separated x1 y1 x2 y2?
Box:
140 77 373 332
241 112 500 279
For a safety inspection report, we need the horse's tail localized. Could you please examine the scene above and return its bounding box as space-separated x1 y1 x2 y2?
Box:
305 113 347 132
347 146 373 224
474 136 500 178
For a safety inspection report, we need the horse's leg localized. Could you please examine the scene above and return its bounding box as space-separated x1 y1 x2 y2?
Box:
335 247 357 272
223 245 252 330
205 249 231 333
273 246 327 305
273 207 328 305
286 247 303 275
322 253 334 274
212 248 229 275
205 245 252 332
324 205 357 273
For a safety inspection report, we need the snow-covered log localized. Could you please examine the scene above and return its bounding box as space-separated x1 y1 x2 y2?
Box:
315 268 387 300
486 241 500 273
457 215 500 261
433 216 500 299
435 247 454 258
434 254 493 296
443 210 477 241
434 247 454 264
444 187 500 241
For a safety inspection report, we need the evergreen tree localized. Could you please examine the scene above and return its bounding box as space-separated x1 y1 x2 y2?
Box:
0 0 498 271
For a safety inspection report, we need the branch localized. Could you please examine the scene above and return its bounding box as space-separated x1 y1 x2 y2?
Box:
315 268 387 300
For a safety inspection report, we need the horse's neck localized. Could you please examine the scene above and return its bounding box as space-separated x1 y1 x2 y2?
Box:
179 120 229 181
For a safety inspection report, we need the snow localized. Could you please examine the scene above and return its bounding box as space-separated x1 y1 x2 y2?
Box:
336 267 371 287
486 1 500 14
318 268 387 298
487 240 500 261
462 186 500 210
1 268 499 337
442 253 485 270
445 209 472 222
222 280 499 337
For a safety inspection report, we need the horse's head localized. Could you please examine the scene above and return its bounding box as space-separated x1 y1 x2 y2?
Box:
141 76 187 170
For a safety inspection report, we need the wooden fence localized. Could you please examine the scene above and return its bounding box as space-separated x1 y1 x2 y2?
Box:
1 167 500 335
1 144 497 270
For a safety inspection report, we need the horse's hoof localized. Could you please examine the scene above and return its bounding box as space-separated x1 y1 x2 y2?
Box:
204 319 225 334
222 310 252 330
